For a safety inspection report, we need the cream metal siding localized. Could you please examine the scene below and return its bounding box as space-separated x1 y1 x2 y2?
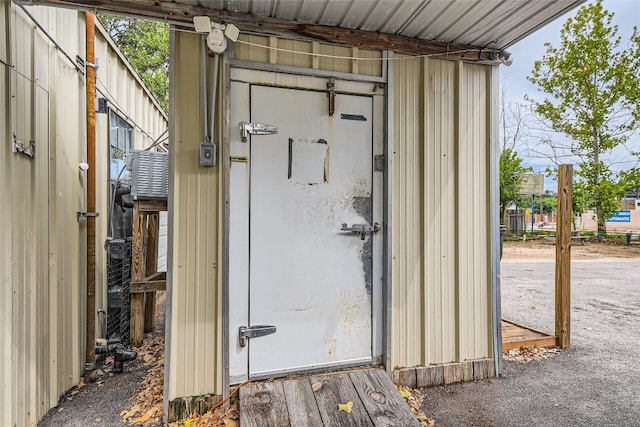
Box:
167 29 223 401
1 3 167 425
233 34 382 77
392 56 494 368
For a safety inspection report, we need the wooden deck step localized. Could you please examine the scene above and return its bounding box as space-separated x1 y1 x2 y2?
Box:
502 319 557 351
240 368 420 427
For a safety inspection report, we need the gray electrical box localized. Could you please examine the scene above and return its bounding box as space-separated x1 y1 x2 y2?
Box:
200 142 217 167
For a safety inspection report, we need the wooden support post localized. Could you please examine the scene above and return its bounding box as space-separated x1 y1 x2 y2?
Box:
131 202 146 347
144 212 159 333
555 164 572 348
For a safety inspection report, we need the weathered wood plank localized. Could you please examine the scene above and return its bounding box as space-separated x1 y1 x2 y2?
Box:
310 372 372 427
392 368 416 388
349 370 420 427
502 319 553 336
556 164 572 349
144 212 159 333
463 361 474 382
130 202 146 347
168 395 222 423
415 365 444 388
240 381 291 427
502 337 557 351
130 280 166 293
282 378 324 427
473 360 489 381
443 363 464 385
136 198 168 212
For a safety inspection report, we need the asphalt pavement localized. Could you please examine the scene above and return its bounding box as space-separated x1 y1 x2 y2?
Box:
420 259 640 426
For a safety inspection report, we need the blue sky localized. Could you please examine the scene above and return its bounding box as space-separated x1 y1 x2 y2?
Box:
501 0 639 191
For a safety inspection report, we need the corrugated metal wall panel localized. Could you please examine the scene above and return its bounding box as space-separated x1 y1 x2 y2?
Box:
456 62 491 360
423 58 458 364
392 56 494 368
233 34 382 77
391 56 424 365
167 30 223 400
0 4 167 425
0 5 13 424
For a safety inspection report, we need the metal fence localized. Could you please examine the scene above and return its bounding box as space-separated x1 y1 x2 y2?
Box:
107 238 133 345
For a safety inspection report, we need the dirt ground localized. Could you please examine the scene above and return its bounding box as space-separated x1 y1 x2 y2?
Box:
39 299 167 427
502 236 640 262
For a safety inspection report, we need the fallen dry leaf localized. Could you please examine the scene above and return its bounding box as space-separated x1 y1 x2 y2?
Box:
120 404 140 421
338 401 353 413
397 385 436 426
398 386 412 398
132 407 157 424
504 346 560 362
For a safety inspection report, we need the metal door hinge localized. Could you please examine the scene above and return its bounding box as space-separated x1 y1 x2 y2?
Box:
374 155 385 172
239 325 276 347
239 122 278 142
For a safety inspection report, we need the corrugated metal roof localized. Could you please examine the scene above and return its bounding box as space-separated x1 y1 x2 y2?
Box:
172 0 584 50
26 0 584 52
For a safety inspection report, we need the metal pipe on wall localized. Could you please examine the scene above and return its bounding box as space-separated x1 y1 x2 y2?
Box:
202 36 208 142
210 54 219 143
84 11 97 382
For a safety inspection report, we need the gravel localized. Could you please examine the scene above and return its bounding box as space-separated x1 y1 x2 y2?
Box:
38 302 166 427
420 255 640 426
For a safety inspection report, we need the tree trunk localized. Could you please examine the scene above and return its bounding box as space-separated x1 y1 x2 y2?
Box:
596 204 607 234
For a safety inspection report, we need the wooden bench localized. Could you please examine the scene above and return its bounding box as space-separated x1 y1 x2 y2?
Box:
571 235 588 245
543 233 589 245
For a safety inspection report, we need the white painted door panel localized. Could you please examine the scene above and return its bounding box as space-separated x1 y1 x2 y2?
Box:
249 85 374 378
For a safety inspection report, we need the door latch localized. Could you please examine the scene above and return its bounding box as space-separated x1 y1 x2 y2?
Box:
239 122 278 142
239 325 277 347
341 223 382 240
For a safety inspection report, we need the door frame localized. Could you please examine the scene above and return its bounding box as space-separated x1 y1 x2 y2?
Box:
223 64 389 386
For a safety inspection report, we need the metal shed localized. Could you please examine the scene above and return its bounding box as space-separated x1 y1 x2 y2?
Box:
9 0 585 423
0 2 167 425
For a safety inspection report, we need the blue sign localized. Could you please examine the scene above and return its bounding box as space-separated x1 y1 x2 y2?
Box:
607 210 631 223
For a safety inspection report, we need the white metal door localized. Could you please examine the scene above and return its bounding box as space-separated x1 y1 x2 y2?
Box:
229 80 381 381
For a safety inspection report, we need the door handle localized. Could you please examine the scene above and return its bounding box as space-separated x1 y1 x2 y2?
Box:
341 223 381 240
239 122 278 142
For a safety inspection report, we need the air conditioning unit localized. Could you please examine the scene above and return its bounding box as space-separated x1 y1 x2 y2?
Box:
130 150 168 199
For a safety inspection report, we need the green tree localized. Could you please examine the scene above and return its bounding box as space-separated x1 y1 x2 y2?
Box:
98 15 169 111
540 193 557 215
500 90 533 223
500 149 532 223
527 0 640 233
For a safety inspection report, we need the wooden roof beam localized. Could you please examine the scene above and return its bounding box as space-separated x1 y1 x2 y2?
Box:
22 0 499 62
